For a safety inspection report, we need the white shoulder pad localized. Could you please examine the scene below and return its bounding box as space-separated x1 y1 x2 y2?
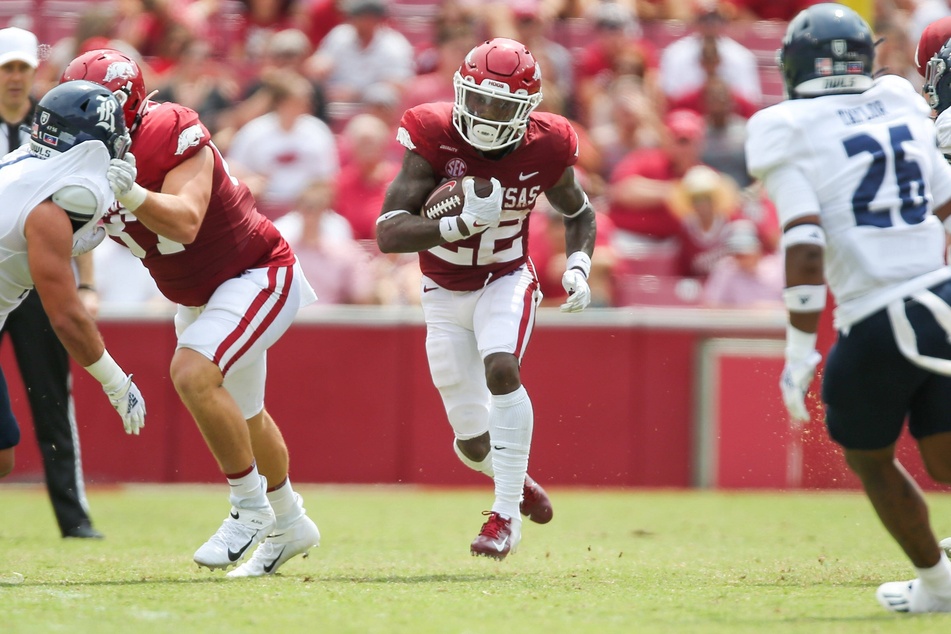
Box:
745 105 799 181
52 185 98 219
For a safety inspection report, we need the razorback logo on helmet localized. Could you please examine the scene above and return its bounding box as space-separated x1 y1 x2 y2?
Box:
103 61 137 84
176 124 204 155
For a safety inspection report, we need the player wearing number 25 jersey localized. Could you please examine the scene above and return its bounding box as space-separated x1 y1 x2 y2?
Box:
747 4 951 614
61 49 320 578
377 38 597 560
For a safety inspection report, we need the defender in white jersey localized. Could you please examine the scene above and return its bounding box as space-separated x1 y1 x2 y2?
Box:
0 81 145 478
747 4 951 613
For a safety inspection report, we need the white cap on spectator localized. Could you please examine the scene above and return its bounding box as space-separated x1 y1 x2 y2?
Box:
0 27 38 69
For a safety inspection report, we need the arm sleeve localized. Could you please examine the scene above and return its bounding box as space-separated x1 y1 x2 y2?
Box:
763 163 822 228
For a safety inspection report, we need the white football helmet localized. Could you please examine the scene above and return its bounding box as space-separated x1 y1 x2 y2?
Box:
452 38 543 152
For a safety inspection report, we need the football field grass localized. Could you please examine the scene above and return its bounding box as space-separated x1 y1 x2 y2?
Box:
2 485 951 634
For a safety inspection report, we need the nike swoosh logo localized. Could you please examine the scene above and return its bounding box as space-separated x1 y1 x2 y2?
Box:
491 536 509 552
230 511 239 519
263 547 286 573
519 171 539 181
228 536 255 561
423 286 439 293
493 445 505 451
472 221 490 228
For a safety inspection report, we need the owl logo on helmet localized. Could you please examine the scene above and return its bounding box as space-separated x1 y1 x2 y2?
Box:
61 49 149 132
452 38 543 152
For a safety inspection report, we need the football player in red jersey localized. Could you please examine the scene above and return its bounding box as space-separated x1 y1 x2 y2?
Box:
60 49 321 577
376 38 597 559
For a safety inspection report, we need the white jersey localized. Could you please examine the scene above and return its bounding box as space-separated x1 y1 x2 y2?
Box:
0 141 113 326
746 75 951 328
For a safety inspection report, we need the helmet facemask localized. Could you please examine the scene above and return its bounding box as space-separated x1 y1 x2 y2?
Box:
452 72 542 151
923 42 951 115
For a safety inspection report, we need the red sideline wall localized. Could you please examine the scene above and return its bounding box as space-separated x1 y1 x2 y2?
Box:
2 307 940 491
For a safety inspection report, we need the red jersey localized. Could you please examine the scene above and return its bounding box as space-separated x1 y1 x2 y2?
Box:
399 102 579 291
103 101 294 306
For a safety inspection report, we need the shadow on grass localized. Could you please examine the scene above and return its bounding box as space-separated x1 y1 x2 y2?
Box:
10 572 500 588
309 573 502 584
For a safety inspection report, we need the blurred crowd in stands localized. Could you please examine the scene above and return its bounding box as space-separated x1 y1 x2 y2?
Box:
1 0 941 310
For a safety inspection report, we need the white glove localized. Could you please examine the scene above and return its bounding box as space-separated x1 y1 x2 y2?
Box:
107 153 147 212
779 350 821 423
560 269 591 313
104 374 146 435
458 177 503 235
71 225 106 257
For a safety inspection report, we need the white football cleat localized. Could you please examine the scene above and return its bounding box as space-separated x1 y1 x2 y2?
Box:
226 513 320 578
194 505 276 570
876 579 951 613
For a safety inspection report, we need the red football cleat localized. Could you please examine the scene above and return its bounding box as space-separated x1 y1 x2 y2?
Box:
521 475 553 524
470 511 521 560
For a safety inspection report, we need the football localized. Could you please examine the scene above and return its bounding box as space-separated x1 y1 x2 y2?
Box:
420 176 493 220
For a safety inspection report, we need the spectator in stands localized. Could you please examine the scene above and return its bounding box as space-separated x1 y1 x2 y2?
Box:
607 108 706 252
230 0 301 63
699 76 751 187
401 23 477 110
509 0 575 118
225 70 338 217
157 38 239 135
667 164 740 278
589 77 665 180
216 28 328 149
701 218 783 307
284 181 378 305
658 1 761 108
574 1 659 129
334 113 401 241
667 34 759 118
305 0 414 113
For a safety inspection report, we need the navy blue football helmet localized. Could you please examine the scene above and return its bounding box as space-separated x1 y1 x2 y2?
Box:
923 38 951 115
30 80 129 160
778 3 875 99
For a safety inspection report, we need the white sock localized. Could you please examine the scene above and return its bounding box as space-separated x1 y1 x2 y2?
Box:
267 476 304 530
227 465 269 510
453 439 495 477
917 551 951 598
488 386 533 520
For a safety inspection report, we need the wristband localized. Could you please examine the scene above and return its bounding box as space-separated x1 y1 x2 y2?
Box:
376 209 410 225
439 215 466 243
785 325 818 363
84 349 126 393
77 283 97 292
118 183 148 213
783 284 827 312
565 251 592 279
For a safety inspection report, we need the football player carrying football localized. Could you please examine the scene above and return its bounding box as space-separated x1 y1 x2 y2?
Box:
60 49 320 577
376 38 597 559
746 3 951 613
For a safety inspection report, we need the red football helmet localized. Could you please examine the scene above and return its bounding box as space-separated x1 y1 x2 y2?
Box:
60 49 148 132
452 38 543 152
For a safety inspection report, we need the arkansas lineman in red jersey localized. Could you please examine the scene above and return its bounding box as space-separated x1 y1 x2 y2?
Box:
376 38 597 559
60 49 321 577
